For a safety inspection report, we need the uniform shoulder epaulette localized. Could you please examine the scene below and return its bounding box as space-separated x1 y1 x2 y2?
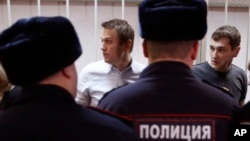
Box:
201 79 234 98
87 106 134 127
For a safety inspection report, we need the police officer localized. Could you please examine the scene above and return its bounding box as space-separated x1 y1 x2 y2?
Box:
0 16 137 141
98 0 240 140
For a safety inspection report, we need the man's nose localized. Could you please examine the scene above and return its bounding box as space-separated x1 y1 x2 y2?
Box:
211 50 218 58
101 43 106 51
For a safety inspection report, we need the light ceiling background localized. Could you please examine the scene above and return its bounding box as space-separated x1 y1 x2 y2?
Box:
1 0 250 8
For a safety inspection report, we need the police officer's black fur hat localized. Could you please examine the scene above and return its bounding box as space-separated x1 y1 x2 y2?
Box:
139 0 207 41
0 16 82 86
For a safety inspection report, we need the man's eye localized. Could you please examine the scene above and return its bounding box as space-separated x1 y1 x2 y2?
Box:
106 40 111 44
218 49 224 52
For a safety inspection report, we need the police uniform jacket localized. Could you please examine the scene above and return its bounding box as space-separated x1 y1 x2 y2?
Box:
0 84 137 141
98 61 240 141
0 86 22 110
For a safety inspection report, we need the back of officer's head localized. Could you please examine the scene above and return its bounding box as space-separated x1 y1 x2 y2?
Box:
139 0 207 42
0 16 82 86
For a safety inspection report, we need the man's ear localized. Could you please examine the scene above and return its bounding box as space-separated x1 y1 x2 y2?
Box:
124 39 132 52
233 46 240 57
61 65 71 78
142 40 149 58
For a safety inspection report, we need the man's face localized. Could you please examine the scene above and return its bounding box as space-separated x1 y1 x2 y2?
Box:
209 38 239 72
100 28 126 66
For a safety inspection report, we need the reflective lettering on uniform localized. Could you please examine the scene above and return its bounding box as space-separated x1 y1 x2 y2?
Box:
139 124 212 140
160 125 169 139
149 124 160 139
202 125 211 139
171 125 180 139
140 124 149 139
181 125 191 141
192 125 201 139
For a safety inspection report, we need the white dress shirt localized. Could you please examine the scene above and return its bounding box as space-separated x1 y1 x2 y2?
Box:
75 60 146 107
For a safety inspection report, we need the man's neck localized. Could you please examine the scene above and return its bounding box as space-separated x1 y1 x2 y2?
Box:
149 57 192 69
113 57 132 71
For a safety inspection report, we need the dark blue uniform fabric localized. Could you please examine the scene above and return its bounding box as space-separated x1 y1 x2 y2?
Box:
0 86 22 110
0 85 137 141
98 61 240 141
230 102 250 140
237 102 250 123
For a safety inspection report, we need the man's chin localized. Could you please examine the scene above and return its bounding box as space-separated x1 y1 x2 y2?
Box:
104 59 111 64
